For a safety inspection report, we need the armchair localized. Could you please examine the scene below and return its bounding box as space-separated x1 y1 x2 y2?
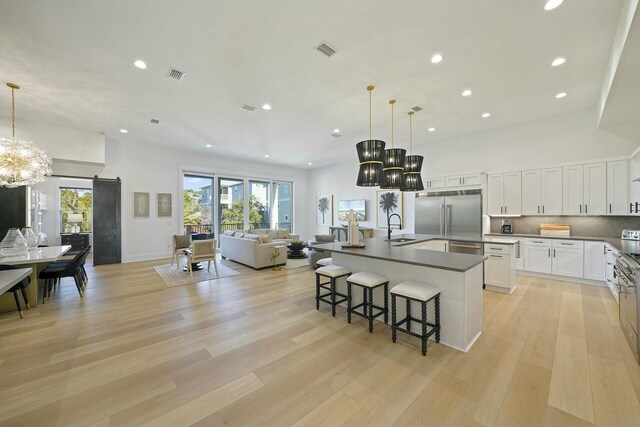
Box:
171 234 192 270
187 239 218 278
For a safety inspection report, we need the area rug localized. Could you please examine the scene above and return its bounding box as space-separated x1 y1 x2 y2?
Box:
153 263 240 287
282 257 312 270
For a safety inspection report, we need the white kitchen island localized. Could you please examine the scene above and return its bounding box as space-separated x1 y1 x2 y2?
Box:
310 235 487 352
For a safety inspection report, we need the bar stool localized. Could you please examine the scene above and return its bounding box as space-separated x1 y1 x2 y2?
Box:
346 272 389 333
390 281 441 356
316 257 332 267
315 265 351 316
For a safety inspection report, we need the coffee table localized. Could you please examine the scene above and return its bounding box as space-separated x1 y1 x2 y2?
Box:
287 242 307 259
182 249 203 272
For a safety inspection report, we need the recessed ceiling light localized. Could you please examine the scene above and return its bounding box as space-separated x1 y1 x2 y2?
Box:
264 154 270 158
133 60 147 69
482 113 491 118
544 0 563 11
428 127 435 132
333 128 340 133
431 53 444 64
555 92 567 99
120 129 128 133
308 162 313 165
551 57 566 66
205 144 211 148
262 104 272 110
462 89 472 97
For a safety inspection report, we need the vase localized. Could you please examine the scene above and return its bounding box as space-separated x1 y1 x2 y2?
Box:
21 227 39 249
0 228 29 256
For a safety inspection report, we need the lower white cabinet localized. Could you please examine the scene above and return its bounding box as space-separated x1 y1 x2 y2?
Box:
523 245 552 274
413 240 448 252
484 243 516 293
551 247 584 278
584 241 606 281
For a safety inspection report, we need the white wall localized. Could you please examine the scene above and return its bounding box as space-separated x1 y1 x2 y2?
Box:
100 137 310 263
307 108 640 237
0 116 105 171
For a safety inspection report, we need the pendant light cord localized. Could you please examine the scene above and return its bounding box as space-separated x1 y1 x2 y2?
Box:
389 100 396 148
11 86 15 139
367 85 374 140
408 111 414 154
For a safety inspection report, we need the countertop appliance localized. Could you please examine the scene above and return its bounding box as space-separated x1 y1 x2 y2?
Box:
415 190 482 254
500 219 512 234
617 229 640 363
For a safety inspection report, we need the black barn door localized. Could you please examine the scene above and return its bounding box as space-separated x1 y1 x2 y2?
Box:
93 176 121 265
0 187 27 239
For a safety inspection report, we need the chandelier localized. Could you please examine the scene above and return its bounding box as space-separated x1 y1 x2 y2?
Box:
0 83 52 188
400 111 424 192
356 85 386 187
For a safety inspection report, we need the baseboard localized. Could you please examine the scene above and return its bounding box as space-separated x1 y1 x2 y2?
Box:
484 284 515 294
122 252 172 263
516 270 606 287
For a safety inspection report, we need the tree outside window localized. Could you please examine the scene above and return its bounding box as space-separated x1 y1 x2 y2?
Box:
60 188 92 233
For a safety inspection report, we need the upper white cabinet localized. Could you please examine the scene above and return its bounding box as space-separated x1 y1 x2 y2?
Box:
446 173 484 188
488 172 521 215
563 163 606 215
583 162 607 215
424 177 446 190
606 160 629 215
522 167 562 215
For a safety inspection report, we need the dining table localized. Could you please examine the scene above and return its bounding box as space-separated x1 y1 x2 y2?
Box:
0 245 72 313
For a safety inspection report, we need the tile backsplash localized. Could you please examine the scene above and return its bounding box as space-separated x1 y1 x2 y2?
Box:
490 216 640 238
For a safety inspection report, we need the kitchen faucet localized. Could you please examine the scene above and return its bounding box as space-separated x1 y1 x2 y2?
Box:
387 213 402 241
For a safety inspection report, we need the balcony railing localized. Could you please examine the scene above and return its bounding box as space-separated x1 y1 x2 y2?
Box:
184 222 292 236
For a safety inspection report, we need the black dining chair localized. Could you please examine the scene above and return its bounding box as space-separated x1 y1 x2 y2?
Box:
47 246 91 291
0 265 31 318
39 246 90 303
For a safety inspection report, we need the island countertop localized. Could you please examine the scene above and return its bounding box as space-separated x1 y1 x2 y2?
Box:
310 234 490 272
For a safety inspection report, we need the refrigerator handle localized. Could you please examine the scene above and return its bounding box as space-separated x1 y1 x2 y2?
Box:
440 204 445 236
445 204 451 236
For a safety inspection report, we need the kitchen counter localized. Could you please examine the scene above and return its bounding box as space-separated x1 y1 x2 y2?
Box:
310 235 487 272
485 233 625 252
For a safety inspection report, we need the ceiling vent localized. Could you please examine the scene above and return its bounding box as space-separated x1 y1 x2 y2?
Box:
240 104 257 112
315 42 337 58
411 106 423 112
331 133 342 138
150 118 160 124
167 68 186 81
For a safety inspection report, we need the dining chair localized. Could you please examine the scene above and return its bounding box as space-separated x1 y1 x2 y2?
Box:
188 239 218 278
172 234 192 270
0 265 31 318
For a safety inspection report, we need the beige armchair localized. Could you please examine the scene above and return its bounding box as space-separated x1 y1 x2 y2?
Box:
187 239 218 278
171 234 192 270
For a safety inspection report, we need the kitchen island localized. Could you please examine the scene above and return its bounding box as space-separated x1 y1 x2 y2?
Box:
310 234 490 352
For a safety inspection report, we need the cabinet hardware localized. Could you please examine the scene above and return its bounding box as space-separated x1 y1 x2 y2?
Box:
553 249 556 257
542 205 545 214
538 206 540 214
585 204 588 214
533 240 543 243
459 178 462 185
548 248 551 257
636 202 639 213
560 243 572 245
609 204 612 213
462 177 465 185
489 255 502 258
489 247 502 250
580 204 582 213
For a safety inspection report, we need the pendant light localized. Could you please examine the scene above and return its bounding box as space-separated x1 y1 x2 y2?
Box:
380 99 406 189
356 86 386 187
400 111 424 192
0 83 52 188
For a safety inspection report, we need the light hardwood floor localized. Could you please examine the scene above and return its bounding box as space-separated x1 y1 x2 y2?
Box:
1 258 639 427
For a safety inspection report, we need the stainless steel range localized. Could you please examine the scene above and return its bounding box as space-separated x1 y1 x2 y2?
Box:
617 230 640 363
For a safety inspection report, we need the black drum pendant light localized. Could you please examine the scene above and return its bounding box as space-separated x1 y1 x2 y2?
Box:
356 86 386 187
400 111 425 192
380 99 406 189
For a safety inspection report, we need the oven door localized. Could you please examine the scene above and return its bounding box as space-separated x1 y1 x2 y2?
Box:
619 273 639 362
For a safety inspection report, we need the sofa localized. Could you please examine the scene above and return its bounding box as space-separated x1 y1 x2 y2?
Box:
219 231 287 269
307 234 335 267
249 228 300 244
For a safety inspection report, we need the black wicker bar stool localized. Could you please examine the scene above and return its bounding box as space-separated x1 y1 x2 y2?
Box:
346 272 389 333
315 265 351 316
390 281 441 356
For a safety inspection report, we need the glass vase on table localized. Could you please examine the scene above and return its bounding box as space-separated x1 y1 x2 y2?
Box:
0 228 29 256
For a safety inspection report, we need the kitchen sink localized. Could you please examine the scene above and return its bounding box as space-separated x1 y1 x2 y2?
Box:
385 238 417 243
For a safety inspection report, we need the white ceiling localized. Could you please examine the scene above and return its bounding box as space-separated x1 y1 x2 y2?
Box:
0 0 625 169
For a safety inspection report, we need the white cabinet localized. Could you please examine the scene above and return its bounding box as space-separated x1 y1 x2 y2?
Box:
521 167 562 215
607 161 629 215
583 241 606 281
583 162 607 215
563 165 584 214
414 240 448 252
484 243 516 294
550 240 584 278
563 163 606 215
541 167 563 215
488 172 521 216
424 177 446 190
523 241 552 274
446 173 483 188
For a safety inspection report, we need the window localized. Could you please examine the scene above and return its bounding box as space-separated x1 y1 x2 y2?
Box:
218 178 244 234
249 180 270 229
60 187 92 233
183 175 214 236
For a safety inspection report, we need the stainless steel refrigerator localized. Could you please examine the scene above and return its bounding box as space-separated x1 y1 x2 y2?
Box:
415 190 483 250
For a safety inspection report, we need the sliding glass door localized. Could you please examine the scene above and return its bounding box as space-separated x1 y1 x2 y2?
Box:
274 181 292 232
182 174 214 237
218 178 244 235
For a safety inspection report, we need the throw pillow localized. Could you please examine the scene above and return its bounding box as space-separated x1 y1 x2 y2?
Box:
261 234 273 243
314 234 336 243
244 233 263 243
235 232 245 238
223 230 235 236
278 229 288 239
268 229 279 239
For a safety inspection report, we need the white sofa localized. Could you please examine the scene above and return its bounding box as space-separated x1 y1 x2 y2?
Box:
219 232 287 269
249 228 300 244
